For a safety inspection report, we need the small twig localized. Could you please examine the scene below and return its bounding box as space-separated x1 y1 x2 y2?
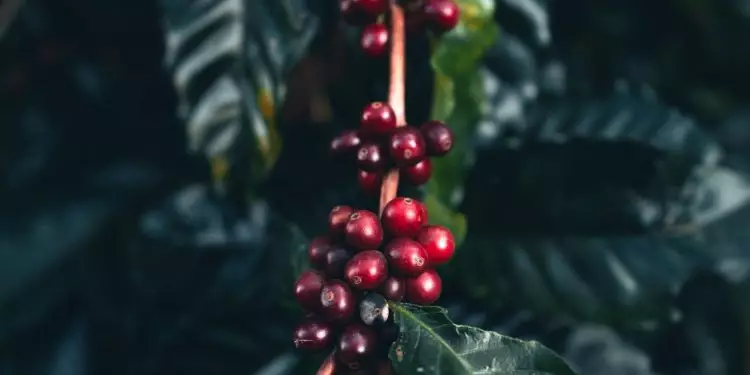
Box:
378 3 406 215
315 353 336 375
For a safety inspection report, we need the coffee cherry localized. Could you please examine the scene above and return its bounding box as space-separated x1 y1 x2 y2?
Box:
420 120 454 156
356 142 388 171
360 102 397 138
340 0 375 25
424 0 460 33
359 293 390 326
351 0 389 18
416 225 455 266
329 205 355 238
384 238 428 276
389 127 426 166
325 245 353 278
295 270 325 312
361 24 389 57
379 276 405 301
293 319 333 351
331 130 362 155
308 236 330 269
320 280 356 321
345 210 383 249
406 269 442 305
381 197 426 238
337 324 377 365
357 169 381 196
401 159 432 186
345 250 388 290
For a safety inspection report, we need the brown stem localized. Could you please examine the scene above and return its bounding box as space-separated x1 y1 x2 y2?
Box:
315 353 336 375
379 4 407 215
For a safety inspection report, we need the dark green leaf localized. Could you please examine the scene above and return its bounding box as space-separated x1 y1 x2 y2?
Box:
161 0 317 188
389 302 578 375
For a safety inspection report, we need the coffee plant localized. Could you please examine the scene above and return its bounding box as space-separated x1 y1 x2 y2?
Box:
1 0 749 375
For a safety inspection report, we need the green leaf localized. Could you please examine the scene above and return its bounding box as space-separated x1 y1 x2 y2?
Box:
388 302 578 375
161 0 317 188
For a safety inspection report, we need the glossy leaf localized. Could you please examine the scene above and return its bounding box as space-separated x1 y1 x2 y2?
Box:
389 302 578 375
161 0 317 187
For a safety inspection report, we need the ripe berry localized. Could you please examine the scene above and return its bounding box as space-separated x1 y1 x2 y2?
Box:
381 197 426 238
416 225 455 266
293 319 333 351
329 205 355 238
331 130 362 155
379 276 405 301
420 120 454 156
295 270 325 312
308 236 330 269
325 245 353 278
389 127 426 166
345 210 383 249
320 280 356 321
356 142 388 171
359 293 390 326
351 0 389 18
345 250 388 290
424 0 460 33
406 269 442 305
361 24 389 57
384 238 428 276
401 159 432 185
336 325 377 366
357 169 381 196
360 102 397 138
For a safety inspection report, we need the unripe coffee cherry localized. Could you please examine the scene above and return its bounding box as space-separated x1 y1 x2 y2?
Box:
416 225 455 266
295 270 325 312
401 158 432 186
360 102 397 137
329 205 355 238
381 197 426 238
308 236 330 269
406 269 442 305
379 276 405 301
359 293 390 326
345 250 388 290
293 319 333 351
361 23 389 57
420 120 454 156
336 324 377 365
320 280 356 322
388 127 426 166
345 210 383 249
384 238 428 276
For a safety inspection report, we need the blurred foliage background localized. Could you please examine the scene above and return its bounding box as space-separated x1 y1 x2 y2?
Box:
1 0 749 374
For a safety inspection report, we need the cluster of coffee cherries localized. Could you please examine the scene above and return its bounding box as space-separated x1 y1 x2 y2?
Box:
293 197 455 371
340 0 460 57
330 102 455 195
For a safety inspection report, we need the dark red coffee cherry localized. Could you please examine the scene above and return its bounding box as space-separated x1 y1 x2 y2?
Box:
356 142 388 171
293 318 333 351
329 205 355 238
336 324 377 366
423 0 460 33
320 280 356 322
351 0 389 18
379 276 405 301
406 269 442 305
345 250 388 290
389 127 426 166
360 102 397 138
420 120 454 156
357 169 381 196
308 236 331 269
401 158 432 185
331 130 362 155
345 210 383 249
325 245 353 279
340 0 375 25
294 270 325 312
359 293 390 326
384 238 428 276
361 24 389 57
416 225 455 266
381 197 426 238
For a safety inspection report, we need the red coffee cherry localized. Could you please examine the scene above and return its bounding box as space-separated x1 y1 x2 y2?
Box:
294 270 325 312
401 158 432 185
416 225 455 266
320 280 357 322
331 130 362 156
357 169 381 196
345 210 384 249
379 276 406 301
360 102 397 138
336 324 377 367
384 238 428 276
405 269 442 305
361 23 389 57
381 197 426 238
423 0 460 34
351 0 389 18
388 127 426 166
325 245 353 279
293 318 333 351
344 250 388 290
356 142 388 171
420 120 454 156
329 205 355 238
308 236 331 269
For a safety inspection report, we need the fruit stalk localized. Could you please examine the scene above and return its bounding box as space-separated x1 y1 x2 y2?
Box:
378 4 406 216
